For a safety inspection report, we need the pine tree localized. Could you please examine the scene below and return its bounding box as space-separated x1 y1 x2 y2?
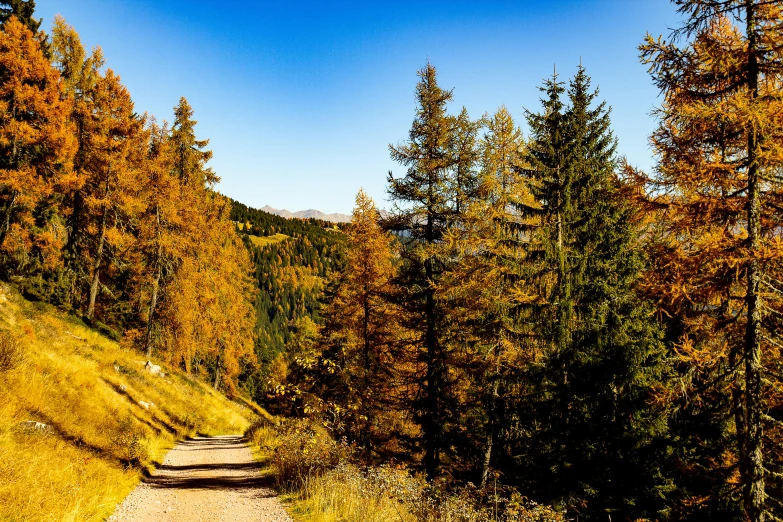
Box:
640 2 783 520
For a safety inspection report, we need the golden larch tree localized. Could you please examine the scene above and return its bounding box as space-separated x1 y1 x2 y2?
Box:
0 16 75 270
641 2 783 519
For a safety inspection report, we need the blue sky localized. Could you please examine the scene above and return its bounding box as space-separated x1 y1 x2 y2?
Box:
36 0 681 214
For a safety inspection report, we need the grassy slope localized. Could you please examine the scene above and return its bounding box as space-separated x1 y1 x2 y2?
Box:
0 283 259 522
249 233 289 248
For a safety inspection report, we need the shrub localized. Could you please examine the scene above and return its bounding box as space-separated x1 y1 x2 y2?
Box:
270 418 350 490
0 331 23 372
111 415 151 467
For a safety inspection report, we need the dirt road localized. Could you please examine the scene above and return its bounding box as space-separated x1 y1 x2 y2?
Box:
107 435 292 522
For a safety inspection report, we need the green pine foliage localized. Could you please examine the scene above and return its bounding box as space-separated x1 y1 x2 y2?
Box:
229 200 346 404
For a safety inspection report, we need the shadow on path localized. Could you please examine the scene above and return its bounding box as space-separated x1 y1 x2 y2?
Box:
144 436 276 493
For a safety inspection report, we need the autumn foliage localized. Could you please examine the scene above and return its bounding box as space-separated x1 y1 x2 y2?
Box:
0 15 256 393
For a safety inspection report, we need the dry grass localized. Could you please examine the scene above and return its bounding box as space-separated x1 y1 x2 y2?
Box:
247 418 565 522
0 283 259 522
248 233 289 248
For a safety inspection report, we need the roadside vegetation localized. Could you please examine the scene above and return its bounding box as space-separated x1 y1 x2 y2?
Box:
0 284 257 522
246 418 564 522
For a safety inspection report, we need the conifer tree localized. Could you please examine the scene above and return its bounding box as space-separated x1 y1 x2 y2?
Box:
78 70 144 321
442 106 537 487
387 63 463 479
515 67 672 520
0 0 39 34
0 17 75 273
315 189 399 453
50 15 105 306
132 120 181 357
640 2 783 520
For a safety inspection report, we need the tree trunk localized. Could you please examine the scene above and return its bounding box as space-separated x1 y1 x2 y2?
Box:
480 372 500 488
144 260 161 358
145 210 163 358
213 351 221 390
0 190 18 249
87 207 108 321
743 3 765 520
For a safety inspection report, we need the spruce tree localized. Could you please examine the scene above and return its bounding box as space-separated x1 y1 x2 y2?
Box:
517 67 673 521
0 1 40 34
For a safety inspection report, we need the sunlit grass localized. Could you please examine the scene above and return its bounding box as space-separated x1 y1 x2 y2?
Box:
249 233 289 248
0 283 258 522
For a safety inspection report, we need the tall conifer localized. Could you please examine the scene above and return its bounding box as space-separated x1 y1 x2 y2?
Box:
640 2 783 519
387 63 462 478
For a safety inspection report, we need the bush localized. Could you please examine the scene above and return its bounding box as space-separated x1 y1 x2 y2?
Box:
0 331 23 372
269 418 350 490
111 415 151 467
256 417 565 522
296 462 565 522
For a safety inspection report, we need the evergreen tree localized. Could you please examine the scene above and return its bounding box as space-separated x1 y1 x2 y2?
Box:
0 1 40 34
517 67 673 521
387 62 463 479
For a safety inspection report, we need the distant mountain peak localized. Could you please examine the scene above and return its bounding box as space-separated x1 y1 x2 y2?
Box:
260 205 351 223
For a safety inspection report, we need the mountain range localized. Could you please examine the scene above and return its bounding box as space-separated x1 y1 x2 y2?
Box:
260 205 352 223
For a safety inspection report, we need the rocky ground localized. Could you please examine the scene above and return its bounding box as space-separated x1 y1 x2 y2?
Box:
107 435 292 522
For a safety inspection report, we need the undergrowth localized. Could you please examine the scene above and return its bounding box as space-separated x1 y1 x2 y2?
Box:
246 417 565 522
0 283 258 522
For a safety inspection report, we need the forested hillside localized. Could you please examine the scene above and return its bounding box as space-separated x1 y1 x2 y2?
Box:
264 3 783 521
0 11 255 393
229 200 346 402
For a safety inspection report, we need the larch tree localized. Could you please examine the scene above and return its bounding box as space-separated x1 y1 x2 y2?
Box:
316 188 399 454
0 16 74 274
387 62 463 479
50 15 104 307
640 2 783 520
133 119 181 357
442 105 537 487
79 69 144 321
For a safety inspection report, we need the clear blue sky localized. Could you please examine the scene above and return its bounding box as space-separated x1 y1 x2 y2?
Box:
36 0 680 214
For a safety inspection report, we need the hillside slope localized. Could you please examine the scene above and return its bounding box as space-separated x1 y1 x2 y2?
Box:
0 283 259 522
230 200 346 404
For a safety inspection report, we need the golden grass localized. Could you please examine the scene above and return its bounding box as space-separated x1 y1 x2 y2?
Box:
0 283 260 522
248 233 289 248
247 419 565 522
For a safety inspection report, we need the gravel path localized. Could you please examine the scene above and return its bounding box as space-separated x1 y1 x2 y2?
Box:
107 435 292 522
